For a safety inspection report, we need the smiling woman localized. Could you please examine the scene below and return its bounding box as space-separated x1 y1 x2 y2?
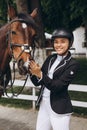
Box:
29 28 79 130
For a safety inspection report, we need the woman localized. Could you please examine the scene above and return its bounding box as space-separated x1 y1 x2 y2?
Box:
29 28 79 130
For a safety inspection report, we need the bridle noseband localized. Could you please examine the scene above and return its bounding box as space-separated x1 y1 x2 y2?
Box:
10 43 32 62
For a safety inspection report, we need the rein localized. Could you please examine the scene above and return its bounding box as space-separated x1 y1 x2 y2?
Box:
4 63 29 98
0 60 29 98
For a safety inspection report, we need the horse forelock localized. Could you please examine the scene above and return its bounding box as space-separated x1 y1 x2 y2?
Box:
17 13 37 29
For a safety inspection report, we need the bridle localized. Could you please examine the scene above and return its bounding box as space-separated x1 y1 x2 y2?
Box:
7 18 35 61
0 18 37 97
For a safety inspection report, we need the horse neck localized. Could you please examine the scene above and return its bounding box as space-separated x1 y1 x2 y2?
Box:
0 24 11 72
0 23 9 43
0 49 10 70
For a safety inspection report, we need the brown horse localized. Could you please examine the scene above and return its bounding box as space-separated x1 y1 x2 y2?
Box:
0 6 38 96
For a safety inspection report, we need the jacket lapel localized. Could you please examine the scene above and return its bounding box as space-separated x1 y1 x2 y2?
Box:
54 51 72 72
48 54 57 72
47 51 72 73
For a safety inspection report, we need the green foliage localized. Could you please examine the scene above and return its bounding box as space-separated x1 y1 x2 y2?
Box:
0 0 16 25
0 0 87 32
41 0 87 32
0 0 7 24
70 0 87 19
41 0 72 32
70 0 87 26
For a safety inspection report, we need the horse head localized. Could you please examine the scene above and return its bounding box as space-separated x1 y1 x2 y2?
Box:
8 7 38 75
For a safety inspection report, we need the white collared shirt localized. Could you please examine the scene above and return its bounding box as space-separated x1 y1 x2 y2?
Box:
43 55 63 98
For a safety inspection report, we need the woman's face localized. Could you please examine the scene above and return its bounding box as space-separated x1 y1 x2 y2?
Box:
53 37 70 56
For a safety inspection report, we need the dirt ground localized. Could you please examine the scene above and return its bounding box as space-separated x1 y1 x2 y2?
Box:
0 105 87 130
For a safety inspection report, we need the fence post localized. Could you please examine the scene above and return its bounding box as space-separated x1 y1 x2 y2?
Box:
32 87 36 110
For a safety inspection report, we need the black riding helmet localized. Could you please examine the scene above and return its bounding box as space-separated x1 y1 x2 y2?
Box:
51 28 74 47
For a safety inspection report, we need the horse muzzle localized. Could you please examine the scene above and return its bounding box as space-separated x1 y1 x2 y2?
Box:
17 59 30 75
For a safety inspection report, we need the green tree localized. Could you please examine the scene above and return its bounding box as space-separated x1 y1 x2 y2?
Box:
70 0 87 45
40 0 87 46
41 0 87 32
0 0 16 25
41 0 72 32
0 0 87 43
0 0 8 25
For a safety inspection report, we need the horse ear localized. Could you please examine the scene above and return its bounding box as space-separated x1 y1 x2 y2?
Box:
30 8 38 18
8 5 17 20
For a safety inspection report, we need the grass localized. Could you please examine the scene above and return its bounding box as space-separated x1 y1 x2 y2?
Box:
69 91 87 117
0 98 32 109
73 107 87 118
72 58 87 85
69 58 87 117
69 91 87 102
0 58 87 117
0 87 33 109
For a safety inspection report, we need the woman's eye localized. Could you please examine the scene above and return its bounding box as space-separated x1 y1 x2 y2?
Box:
54 41 58 44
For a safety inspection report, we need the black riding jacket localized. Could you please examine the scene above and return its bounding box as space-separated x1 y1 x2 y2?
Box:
30 51 79 114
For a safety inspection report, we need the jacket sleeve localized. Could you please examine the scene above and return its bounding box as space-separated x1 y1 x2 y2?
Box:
30 55 52 86
40 60 79 93
30 75 41 86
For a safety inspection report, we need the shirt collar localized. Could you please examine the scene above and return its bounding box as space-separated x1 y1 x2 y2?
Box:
57 55 63 61
57 52 69 61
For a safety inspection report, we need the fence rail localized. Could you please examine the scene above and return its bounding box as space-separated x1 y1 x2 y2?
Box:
2 79 87 109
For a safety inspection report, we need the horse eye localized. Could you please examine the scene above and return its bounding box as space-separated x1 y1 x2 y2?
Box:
12 31 16 35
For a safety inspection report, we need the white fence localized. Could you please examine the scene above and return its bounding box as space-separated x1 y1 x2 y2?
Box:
2 79 87 109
